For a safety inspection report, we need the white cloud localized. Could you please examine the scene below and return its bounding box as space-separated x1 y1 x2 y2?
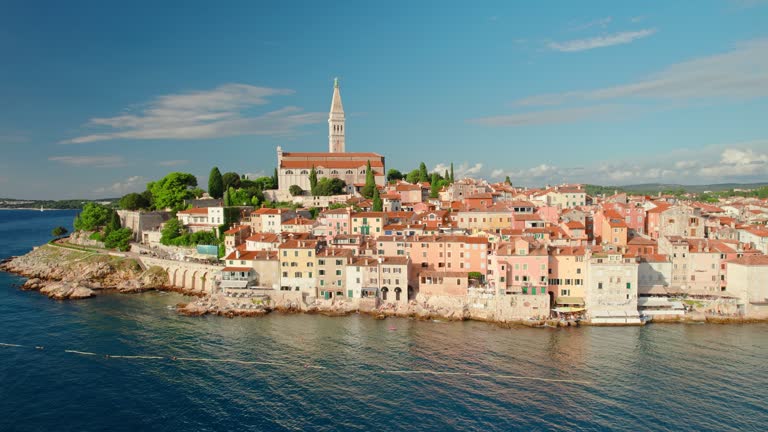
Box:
487 140 768 186
157 159 189 167
470 105 620 127
243 171 267 180
94 176 146 196
569 17 613 32
49 155 126 168
548 28 656 52
433 162 484 179
61 84 324 144
517 39 768 106
675 160 698 169
698 147 768 177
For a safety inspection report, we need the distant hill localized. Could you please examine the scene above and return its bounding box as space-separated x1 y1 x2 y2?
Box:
587 182 768 196
0 198 119 209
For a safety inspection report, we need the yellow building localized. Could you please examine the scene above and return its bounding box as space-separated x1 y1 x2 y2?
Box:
278 239 321 294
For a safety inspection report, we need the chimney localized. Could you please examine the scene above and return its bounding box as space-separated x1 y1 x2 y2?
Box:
235 250 240 259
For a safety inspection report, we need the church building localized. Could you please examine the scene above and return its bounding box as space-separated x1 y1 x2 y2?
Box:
276 79 386 195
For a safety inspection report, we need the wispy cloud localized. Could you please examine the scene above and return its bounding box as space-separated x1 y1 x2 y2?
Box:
157 159 189 167
61 83 324 144
470 105 621 127
49 155 126 168
569 16 612 32
94 176 146 196
548 28 656 52
519 39 768 106
477 39 768 127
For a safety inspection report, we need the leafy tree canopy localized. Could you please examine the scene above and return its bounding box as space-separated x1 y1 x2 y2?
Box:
222 172 241 190
74 203 112 231
289 185 304 196
148 172 198 211
386 169 404 182
315 178 346 196
119 193 150 211
104 228 132 251
51 226 68 237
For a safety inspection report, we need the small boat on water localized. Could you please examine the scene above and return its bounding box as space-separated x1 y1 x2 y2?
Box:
40 205 44 212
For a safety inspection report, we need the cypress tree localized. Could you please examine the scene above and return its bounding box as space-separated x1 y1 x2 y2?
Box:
430 173 440 198
361 160 375 198
273 168 279 189
372 187 383 211
450 162 455 183
309 165 318 196
208 167 224 199
418 162 429 183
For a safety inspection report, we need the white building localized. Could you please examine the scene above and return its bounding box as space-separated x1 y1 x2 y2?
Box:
585 251 642 324
726 255 768 318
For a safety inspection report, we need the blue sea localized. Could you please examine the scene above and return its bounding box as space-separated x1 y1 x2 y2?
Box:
1 209 767 431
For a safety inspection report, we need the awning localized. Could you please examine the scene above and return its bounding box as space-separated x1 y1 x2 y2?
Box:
552 307 585 313
555 296 585 306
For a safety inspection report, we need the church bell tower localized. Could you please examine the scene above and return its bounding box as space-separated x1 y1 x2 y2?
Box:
328 78 345 153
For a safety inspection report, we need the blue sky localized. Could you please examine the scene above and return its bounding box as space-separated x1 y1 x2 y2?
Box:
1 0 767 199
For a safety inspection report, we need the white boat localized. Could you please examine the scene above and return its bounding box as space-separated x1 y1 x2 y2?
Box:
40 205 44 212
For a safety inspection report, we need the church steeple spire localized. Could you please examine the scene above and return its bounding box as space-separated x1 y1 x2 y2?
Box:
329 78 345 153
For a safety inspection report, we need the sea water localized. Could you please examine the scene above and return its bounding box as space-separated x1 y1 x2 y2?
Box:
1 210 766 431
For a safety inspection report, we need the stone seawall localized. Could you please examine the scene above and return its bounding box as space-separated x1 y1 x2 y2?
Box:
138 256 222 295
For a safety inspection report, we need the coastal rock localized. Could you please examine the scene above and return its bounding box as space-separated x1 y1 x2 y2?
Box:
40 282 94 300
22 278 44 290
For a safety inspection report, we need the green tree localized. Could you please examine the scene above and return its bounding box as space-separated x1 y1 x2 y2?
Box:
504 176 512 186
406 169 421 184
430 173 440 198
119 192 150 210
160 218 184 245
222 172 241 190
105 210 121 235
372 187 383 211
450 162 455 183
386 169 404 182
289 185 304 196
104 228 132 251
51 226 68 237
148 172 198 211
361 160 376 198
418 162 429 183
315 178 346 196
74 203 111 231
309 165 318 195
273 168 279 189
444 169 449 183
208 167 224 199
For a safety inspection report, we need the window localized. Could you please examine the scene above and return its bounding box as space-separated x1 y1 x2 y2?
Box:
319 259 325 265
598 282 603 289
336 270 342 276
626 282 631 289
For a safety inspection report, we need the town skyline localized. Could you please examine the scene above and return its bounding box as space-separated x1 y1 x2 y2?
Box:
1 0 768 200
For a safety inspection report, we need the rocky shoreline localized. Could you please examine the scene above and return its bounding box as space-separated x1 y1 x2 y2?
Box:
2 244 766 326
0 245 169 300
